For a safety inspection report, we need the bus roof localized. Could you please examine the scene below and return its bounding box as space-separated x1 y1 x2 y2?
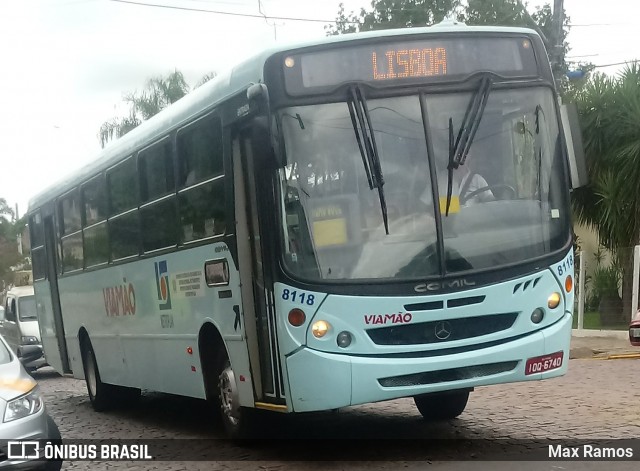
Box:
28 22 539 212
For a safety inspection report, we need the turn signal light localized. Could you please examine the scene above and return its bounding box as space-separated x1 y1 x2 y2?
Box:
565 275 573 293
288 309 306 327
548 292 561 309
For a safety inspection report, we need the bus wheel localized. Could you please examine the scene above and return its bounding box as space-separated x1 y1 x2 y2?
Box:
218 360 253 439
414 390 469 420
82 342 113 412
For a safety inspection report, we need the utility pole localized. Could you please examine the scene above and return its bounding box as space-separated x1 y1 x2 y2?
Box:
553 0 564 72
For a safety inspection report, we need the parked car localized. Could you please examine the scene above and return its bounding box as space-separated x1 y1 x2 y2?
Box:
0 332 62 470
629 310 640 346
0 287 46 372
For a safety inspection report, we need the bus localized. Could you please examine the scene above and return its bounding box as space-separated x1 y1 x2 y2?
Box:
27 21 586 438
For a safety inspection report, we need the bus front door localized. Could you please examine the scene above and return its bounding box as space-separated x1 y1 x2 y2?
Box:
42 215 71 374
233 130 286 407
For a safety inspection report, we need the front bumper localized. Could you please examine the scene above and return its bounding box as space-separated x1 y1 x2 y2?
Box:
286 312 572 412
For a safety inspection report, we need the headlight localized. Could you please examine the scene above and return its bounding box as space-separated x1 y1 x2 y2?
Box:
20 336 39 345
4 388 43 423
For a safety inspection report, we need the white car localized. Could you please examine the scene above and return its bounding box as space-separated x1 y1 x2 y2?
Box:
0 332 61 470
1 287 47 372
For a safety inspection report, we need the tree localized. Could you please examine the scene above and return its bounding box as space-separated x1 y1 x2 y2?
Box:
326 0 462 35
572 65 640 325
99 70 216 148
0 198 23 290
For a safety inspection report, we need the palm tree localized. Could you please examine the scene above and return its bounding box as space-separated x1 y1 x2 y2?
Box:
98 70 191 148
98 70 218 147
572 64 640 324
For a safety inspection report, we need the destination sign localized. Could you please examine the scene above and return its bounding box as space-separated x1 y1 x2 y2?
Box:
282 36 539 95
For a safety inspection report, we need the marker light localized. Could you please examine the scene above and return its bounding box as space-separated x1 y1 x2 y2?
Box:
288 309 306 327
531 308 545 324
565 275 573 293
548 292 561 309
312 320 330 338
337 331 352 348
284 56 295 68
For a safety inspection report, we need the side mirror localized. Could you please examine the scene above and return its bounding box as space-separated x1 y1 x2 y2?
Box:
560 103 588 189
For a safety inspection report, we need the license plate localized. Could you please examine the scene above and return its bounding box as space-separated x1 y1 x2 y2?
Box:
631 328 640 338
525 351 564 376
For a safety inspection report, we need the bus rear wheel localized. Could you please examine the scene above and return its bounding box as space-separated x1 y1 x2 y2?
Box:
82 342 114 412
414 390 470 420
82 340 141 411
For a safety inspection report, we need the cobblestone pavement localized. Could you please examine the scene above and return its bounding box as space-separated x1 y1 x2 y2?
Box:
33 356 640 470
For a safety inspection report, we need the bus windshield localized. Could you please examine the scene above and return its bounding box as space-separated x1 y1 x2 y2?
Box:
277 86 569 282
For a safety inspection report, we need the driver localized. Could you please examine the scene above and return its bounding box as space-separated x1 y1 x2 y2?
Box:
420 152 494 212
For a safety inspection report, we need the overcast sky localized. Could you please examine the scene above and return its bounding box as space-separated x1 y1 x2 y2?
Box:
0 0 637 217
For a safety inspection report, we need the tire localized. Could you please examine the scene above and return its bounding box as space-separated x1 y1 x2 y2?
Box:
217 359 256 440
82 341 115 412
82 340 141 411
44 415 63 471
414 390 470 420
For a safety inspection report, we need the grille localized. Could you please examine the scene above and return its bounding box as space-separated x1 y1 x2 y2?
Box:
366 313 518 345
378 361 519 387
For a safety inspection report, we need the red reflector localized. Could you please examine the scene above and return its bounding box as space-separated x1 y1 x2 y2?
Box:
239 375 246 382
191 366 196 372
187 347 193 355
525 351 563 375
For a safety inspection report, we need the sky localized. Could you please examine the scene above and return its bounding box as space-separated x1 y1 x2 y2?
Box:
0 0 638 217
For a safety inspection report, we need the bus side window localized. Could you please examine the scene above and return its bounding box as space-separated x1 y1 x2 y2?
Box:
81 175 109 267
177 114 223 188
107 156 140 260
59 190 84 272
177 114 225 242
139 138 178 252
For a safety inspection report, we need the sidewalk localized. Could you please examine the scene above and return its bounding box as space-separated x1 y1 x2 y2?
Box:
570 328 639 359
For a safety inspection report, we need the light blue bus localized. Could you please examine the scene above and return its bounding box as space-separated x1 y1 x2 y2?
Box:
27 21 585 438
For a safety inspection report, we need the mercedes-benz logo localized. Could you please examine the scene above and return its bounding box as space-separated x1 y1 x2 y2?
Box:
434 321 452 340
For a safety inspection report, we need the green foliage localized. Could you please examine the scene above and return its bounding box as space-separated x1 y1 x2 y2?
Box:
99 70 217 148
572 65 640 257
0 198 27 290
326 0 462 34
587 264 621 310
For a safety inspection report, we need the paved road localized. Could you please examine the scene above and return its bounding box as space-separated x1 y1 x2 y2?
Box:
33 357 640 470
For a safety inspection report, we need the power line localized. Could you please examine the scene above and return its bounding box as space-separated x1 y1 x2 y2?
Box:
566 54 599 58
106 0 352 23
592 59 638 68
105 0 640 31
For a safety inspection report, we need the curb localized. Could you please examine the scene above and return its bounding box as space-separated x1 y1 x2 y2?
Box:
571 329 628 339
591 352 640 360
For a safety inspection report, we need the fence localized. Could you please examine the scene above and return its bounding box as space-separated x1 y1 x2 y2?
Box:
574 245 640 330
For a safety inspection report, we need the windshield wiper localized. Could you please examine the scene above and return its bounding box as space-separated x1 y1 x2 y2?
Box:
347 85 389 234
444 75 493 216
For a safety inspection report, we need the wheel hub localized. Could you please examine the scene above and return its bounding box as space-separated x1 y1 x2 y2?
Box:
219 365 240 425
